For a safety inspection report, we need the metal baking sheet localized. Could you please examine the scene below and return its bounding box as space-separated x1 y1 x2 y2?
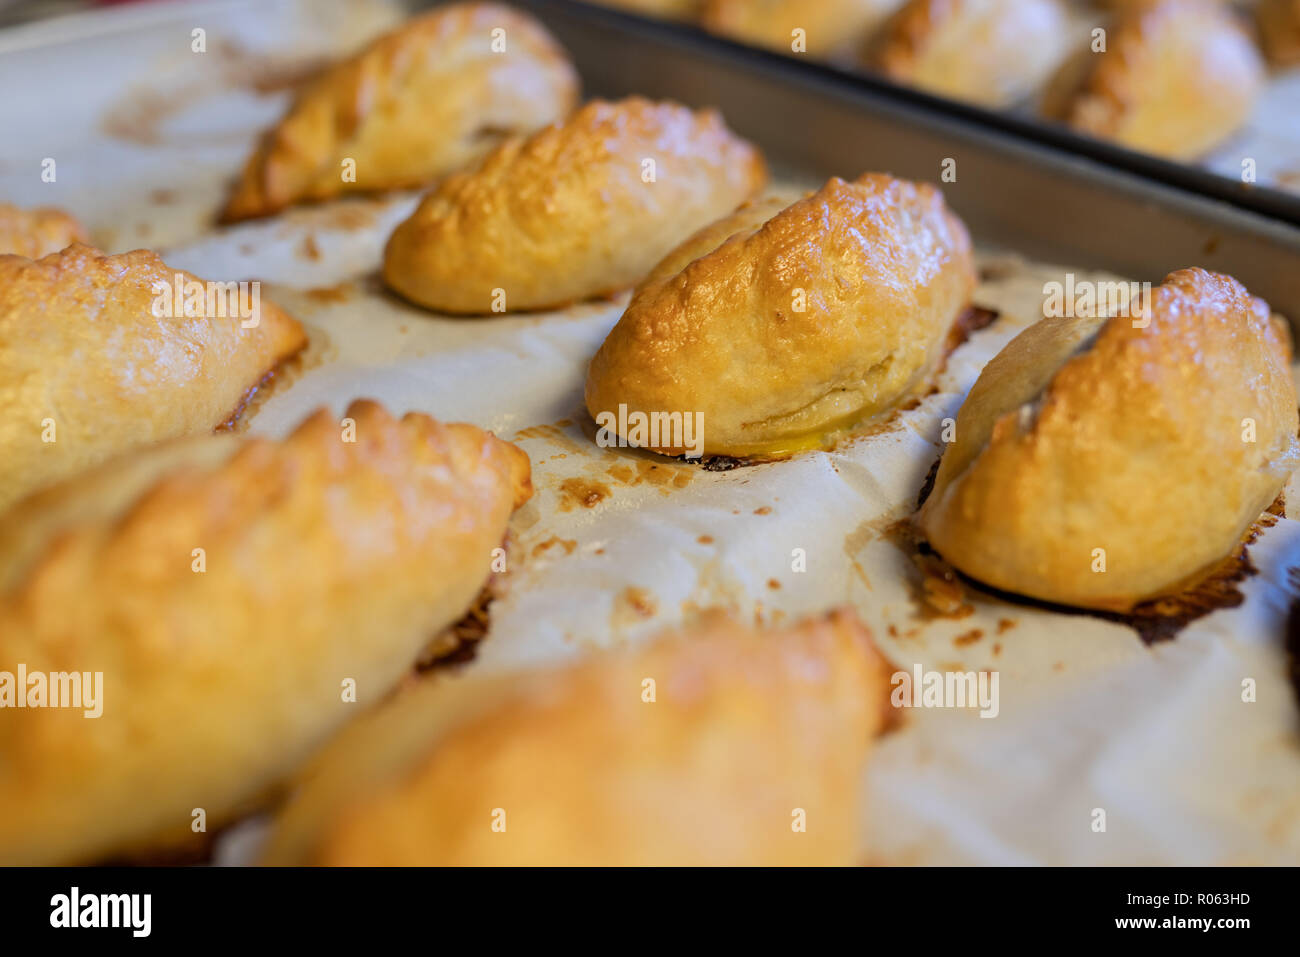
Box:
2 0 1299 867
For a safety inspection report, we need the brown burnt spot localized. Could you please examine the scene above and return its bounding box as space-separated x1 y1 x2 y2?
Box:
214 346 305 433
937 305 1000 370
299 233 322 261
530 536 577 559
697 535 714 545
416 573 500 672
914 551 975 619
909 503 1281 644
302 281 356 305
1203 236 1221 256
991 642 1002 656
754 506 772 515
616 586 657 620
916 454 942 509
605 459 693 492
557 477 610 511
996 618 1015 634
767 578 781 590
953 629 983 647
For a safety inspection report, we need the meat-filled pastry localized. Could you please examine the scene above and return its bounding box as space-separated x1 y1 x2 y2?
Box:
220 3 579 222
262 609 889 866
1043 0 1263 160
868 0 1071 107
702 0 902 58
0 203 89 258
917 268 1299 612
383 97 767 314
585 173 975 459
1257 0 1300 67
0 400 532 865
0 244 306 511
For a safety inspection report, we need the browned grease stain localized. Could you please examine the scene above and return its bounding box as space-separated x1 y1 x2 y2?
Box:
214 340 312 433
753 506 772 515
414 536 514 672
557 477 610 511
697 535 714 545
613 587 658 627
997 618 1016 634
902 479 1281 643
513 421 589 457
605 459 693 491
767 578 781 590
301 281 357 306
530 536 577 558
953 629 983 647
299 233 322 261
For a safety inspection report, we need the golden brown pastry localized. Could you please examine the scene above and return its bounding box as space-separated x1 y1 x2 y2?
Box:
383 97 767 314
702 0 902 58
1044 0 1264 160
220 3 579 222
0 203 88 258
263 608 889 866
918 268 1299 612
0 400 532 865
0 243 306 512
1257 0 1300 67
585 173 975 459
869 0 1072 107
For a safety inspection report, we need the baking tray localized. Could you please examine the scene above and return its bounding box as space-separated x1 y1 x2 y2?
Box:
2 0 1299 866
508 0 1300 322
554 0 1300 228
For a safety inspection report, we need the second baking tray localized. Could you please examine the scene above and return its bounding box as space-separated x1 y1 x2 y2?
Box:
506 0 1300 321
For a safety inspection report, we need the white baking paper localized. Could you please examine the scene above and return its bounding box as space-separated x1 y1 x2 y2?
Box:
2 0 1298 866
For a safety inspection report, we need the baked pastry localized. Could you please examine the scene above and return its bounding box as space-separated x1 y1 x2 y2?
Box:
1043 0 1264 160
0 243 306 512
635 193 797 291
262 608 889 866
701 0 902 58
0 203 88 258
1257 0 1300 67
868 0 1071 107
585 173 975 459
382 97 767 314
220 3 579 222
917 268 1299 612
0 400 532 865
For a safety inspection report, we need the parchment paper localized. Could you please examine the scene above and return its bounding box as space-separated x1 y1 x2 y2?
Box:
2 0 1298 866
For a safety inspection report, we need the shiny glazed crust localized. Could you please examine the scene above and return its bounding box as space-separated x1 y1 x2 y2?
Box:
220 2 580 222
0 243 306 511
0 400 532 865
1050 0 1264 160
918 268 1299 612
263 608 890 866
382 97 768 314
0 204 89 258
585 173 975 458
